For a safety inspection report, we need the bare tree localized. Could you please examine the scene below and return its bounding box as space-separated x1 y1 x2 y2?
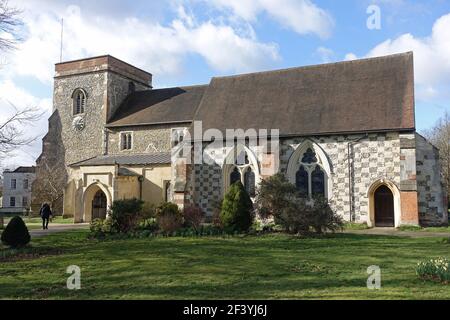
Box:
32 161 66 215
0 104 43 227
0 103 44 158
424 112 450 201
0 0 22 53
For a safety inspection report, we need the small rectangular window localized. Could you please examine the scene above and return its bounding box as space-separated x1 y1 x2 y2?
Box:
11 179 16 190
23 179 29 190
10 197 16 207
120 132 133 150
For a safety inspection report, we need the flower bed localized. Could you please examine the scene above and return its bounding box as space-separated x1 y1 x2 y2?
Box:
416 257 450 284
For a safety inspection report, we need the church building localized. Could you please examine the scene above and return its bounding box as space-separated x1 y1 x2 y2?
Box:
34 52 447 227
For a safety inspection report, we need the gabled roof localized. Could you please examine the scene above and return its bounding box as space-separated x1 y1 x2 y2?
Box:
107 52 415 136
193 52 415 136
12 166 36 173
70 153 171 167
107 85 207 127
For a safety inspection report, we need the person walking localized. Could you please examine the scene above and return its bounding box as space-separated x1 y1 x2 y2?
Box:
40 203 52 230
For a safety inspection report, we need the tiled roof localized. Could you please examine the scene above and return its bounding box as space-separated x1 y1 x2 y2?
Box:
12 166 36 173
192 52 415 136
107 52 415 136
107 85 207 127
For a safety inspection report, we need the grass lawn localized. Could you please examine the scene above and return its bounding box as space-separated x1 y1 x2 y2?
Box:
1 230 450 300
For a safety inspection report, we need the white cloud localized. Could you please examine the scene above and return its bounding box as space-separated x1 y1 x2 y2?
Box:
346 13 450 101
344 53 358 61
0 1 281 167
316 47 335 63
202 0 334 39
2 2 280 84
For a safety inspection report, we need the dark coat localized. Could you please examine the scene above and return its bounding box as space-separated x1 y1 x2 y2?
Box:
40 204 52 219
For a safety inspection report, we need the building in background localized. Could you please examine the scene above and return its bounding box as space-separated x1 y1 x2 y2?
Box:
1 166 36 214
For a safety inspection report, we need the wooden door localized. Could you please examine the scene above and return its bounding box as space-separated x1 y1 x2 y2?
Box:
92 190 107 220
374 185 394 227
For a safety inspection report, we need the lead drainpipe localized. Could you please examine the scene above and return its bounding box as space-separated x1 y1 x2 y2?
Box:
348 133 369 222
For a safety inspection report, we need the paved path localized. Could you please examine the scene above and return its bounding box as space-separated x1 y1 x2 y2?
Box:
343 227 450 238
30 224 89 238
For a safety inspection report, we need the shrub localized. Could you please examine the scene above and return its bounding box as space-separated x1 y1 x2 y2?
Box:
109 198 144 233
141 202 156 221
255 174 308 233
273 197 311 234
89 218 116 238
220 182 254 232
140 202 157 230
1 216 31 248
416 257 450 283
183 206 205 232
254 173 298 219
156 202 183 234
306 196 343 234
255 174 343 235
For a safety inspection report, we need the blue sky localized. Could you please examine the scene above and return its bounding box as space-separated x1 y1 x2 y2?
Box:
0 0 449 168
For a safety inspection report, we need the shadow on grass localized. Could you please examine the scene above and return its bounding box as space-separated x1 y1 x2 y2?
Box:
1 231 450 299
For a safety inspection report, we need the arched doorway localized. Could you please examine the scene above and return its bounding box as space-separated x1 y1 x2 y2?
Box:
92 190 107 220
83 183 112 222
374 185 395 227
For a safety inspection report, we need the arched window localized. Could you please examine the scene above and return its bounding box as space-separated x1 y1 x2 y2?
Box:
291 145 328 199
73 89 86 115
296 166 309 197
223 145 259 197
244 168 256 197
230 167 241 185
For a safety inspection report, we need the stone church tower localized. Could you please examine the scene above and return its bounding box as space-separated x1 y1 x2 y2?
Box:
33 56 152 214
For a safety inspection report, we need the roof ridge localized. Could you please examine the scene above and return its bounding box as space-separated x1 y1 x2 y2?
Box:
150 84 209 91
211 52 413 81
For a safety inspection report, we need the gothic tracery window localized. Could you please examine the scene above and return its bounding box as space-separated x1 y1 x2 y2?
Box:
301 148 317 164
295 147 327 199
225 147 257 197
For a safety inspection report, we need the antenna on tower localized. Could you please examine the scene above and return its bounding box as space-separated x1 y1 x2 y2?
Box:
60 18 64 62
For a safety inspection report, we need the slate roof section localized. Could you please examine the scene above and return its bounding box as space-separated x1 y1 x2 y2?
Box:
107 85 207 127
70 153 171 167
192 52 415 136
12 166 36 173
107 52 415 136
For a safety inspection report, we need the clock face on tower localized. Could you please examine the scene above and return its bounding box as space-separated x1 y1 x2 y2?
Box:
72 116 85 132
